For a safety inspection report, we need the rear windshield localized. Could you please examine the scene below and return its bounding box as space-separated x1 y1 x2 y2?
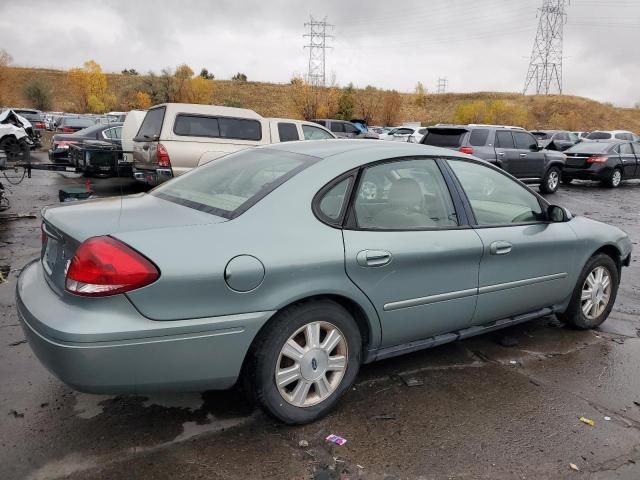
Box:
151 148 317 219
566 142 613 154
137 107 165 139
421 129 466 147
587 131 612 140
174 114 262 141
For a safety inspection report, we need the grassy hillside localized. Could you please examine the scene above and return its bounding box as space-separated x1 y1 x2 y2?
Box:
3 66 640 132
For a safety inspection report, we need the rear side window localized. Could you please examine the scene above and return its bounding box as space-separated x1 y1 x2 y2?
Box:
330 122 345 133
317 177 352 222
174 114 262 141
587 132 612 140
619 143 633 154
469 129 489 146
344 123 359 134
137 107 165 139
615 133 631 140
152 149 317 218
277 122 299 142
421 129 466 147
495 131 515 149
633 143 640 155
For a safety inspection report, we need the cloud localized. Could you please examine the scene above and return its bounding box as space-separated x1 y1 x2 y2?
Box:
0 0 638 106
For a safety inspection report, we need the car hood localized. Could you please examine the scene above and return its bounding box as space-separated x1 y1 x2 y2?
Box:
43 193 226 242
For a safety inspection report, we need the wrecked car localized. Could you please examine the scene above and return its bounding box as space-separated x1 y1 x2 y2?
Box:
0 109 34 162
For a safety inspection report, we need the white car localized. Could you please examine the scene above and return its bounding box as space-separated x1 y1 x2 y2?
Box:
379 127 427 143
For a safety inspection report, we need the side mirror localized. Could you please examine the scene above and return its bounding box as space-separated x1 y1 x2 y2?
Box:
532 144 543 151
548 205 572 222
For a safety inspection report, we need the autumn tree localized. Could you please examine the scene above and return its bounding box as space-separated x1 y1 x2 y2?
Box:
23 80 53 110
414 82 427 107
381 90 402 126
199 68 215 80
335 83 355 120
232 72 247 81
0 49 12 105
290 77 337 120
67 60 116 113
121 68 139 76
355 86 381 124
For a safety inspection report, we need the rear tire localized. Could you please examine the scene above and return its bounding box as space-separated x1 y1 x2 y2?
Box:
603 168 622 188
540 166 561 194
246 300 361 424
557 253 619 330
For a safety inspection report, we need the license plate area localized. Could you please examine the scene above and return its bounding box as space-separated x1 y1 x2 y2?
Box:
43 237 60 276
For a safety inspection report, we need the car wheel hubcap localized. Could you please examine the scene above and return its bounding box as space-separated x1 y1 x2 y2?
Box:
275 321 348 407
581 266 612 320
612 171 621 186
548 171 559 190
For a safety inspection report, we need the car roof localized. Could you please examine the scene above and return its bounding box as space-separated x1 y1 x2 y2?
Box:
262 138 465 160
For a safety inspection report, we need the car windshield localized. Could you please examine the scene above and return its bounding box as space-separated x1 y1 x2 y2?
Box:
566 142 613 153
151 148 318 219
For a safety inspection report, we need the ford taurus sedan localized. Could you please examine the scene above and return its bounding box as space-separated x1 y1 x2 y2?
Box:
17 140 632 424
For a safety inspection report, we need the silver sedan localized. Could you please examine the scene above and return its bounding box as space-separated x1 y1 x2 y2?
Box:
17 140 632 424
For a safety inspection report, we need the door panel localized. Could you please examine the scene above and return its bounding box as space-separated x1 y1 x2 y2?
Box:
513 131 545 178
618 144 637 177
471 223 578 325
344 229 483 346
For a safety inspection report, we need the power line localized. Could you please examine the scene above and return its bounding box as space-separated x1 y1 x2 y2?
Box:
303 16 334 86
523 0 569 95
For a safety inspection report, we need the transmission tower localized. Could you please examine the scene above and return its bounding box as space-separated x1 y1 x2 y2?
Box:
304 16 334 86
437 77 448 94
523 0 568 95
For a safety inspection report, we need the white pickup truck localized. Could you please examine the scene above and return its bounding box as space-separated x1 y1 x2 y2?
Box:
132 103 335 186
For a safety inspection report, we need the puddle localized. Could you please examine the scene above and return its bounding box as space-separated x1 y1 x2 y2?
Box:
73 393 114 419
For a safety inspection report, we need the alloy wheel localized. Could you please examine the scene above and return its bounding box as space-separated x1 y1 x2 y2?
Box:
612 170 622 187
581 266 612 320
547 170 559 191
275 321 348 407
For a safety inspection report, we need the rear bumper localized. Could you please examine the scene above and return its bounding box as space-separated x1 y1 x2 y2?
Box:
133 167 173 186
48 149 70 162
563 164 611 181
16 260 274 393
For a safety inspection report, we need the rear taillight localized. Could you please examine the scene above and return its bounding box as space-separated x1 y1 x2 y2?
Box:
65 236 159 297
61 127 74 133
56 140 79 149
587 155 608 164
459 146 474 155
157 143 171 168
35 122 46 129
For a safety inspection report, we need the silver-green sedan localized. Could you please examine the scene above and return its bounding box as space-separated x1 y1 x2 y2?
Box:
17 140 632 424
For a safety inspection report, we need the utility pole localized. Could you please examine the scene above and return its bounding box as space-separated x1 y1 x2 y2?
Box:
304 16 334 86
523 0 568 95
437 77 448 94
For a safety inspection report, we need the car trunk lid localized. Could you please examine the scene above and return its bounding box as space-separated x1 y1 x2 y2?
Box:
132 106 165 170
41 193 225 295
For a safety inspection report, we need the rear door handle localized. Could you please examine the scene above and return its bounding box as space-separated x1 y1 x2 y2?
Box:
519 153 527 157
497 152 505 156
357 250 392 267
490 241 512 255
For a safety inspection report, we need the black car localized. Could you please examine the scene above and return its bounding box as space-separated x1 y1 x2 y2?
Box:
420 124 566 193
530 130 579 151
54 116 96 133
49 123 122 163
562 140 640 188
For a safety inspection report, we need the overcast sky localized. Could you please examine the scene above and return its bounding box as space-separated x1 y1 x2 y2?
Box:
1 0 638 106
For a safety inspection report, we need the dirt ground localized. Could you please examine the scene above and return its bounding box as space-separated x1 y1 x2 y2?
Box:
1 152 639 480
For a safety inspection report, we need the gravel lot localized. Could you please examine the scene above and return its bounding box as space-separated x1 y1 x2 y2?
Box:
1 152 639 480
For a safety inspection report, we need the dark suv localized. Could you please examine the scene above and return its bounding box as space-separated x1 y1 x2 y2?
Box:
420 124 566 193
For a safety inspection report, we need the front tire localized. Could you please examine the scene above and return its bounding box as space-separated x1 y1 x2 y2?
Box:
540 166 561 193
557 254 619 329
247 300 361 424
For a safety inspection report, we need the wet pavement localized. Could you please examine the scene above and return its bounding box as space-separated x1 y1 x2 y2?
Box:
1 152 640 479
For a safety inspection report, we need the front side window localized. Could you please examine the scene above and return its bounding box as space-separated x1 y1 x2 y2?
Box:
353 158 458 230
152 149 316 218
302 124 333 140
619 143 633 154
495 131 515 149
344 123 359 134
513 131 537 150
277 122 299 142
448 160 544 226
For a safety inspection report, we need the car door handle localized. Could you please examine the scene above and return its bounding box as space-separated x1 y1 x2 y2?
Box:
489 241 512 255
519 153 527 157
356 250 392 267
497 152 505 156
